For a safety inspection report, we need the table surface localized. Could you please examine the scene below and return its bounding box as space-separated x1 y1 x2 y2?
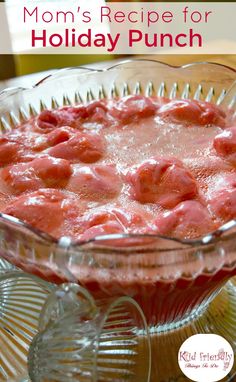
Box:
0 54 235 91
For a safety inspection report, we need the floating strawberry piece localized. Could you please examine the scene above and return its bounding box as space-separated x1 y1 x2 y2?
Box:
0 131 51 166
58 102 109 127
36 102 110 132
85 101 109 125
0 133 38 163
209 180 236 221
37 110 59 131
47 126 74 146
0 137 20 166
213 126 236 164
79 207 147 242
126 157 198 208
155 201 215 239
79 210 125 241
48 132 105 163
158 99 226 127
2 189 77 235
2 157 72 193
2 162 42 193
68 164 121 199
36 108 79 132
32 157 72 186
109 95 157 124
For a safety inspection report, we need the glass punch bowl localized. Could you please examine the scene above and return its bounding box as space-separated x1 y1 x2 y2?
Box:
0 60 235 382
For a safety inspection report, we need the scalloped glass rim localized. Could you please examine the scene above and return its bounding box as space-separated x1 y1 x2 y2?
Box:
0 59 235 251
33 59 236 87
